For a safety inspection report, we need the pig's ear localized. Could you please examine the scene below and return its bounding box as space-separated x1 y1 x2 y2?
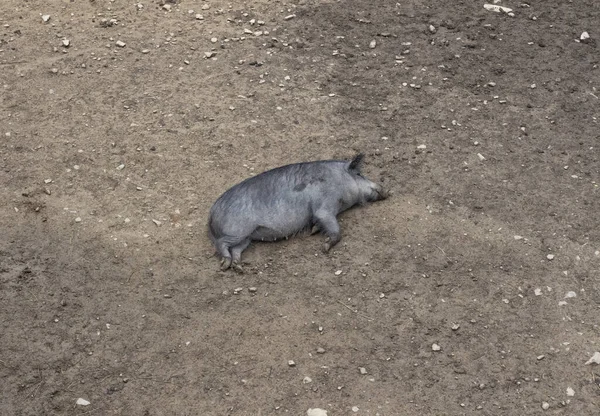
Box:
348 153 364 172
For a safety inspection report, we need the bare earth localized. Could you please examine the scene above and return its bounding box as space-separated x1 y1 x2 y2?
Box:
1 0 600 415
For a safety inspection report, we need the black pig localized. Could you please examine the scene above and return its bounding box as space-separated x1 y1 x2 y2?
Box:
208 154 387 271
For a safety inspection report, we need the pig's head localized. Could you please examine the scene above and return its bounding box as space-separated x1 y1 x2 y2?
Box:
347 154 388 203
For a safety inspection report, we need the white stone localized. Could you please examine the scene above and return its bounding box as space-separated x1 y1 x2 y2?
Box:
42 15 51 22
76 398 90 406
585 351 600 365
541 402 549 410
307 409 328 416
566 387 575 396
432 343 441 351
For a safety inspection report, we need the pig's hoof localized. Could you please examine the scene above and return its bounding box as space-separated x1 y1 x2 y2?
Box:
232 262 244 274
322 241 331 253
311 225 321 235
220 257 232 271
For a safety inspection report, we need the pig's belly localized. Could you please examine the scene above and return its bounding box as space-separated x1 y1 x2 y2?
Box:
249 210 312 242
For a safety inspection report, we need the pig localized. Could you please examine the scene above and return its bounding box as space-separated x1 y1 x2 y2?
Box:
208 154 387 271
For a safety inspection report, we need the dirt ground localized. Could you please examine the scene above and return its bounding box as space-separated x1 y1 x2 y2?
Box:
1 0 599 415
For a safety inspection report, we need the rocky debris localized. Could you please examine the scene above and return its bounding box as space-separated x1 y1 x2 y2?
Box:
307 409 327 416
484 4 513 14
288 360 296 367
62 39 70 47
115 40 126 48
100 18 118 28
76 398 90 406
42 15 51 23
284 14 296 21
432 343 441 351
585 352 600 365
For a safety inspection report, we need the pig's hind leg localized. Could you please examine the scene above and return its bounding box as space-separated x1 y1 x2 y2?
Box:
230 239 251 273
313 209 341 253
215 235 246 271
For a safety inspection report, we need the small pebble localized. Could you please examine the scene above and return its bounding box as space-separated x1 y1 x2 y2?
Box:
432 343 441 351
514 235 523 240
76 398 90 406
580 31 590 41
334 270 342 275
585 351 600 365
211 37 218 43
451 323 460 330
62 39 70 47
288 360 296 367
316 347 326 354
541 402 549 410
284 14 296 20
307 409 328 416
546 254 555 260
303 376 312 384
248 287 257 293
369 39 377 49
534 288 542 296
75 217 82 223
115 40 126 48
195 14 204 20
565 291 576 298
42 15 51 22
566 387 575 396
429 25 436 33
352 406 359 413
359 367 367 374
